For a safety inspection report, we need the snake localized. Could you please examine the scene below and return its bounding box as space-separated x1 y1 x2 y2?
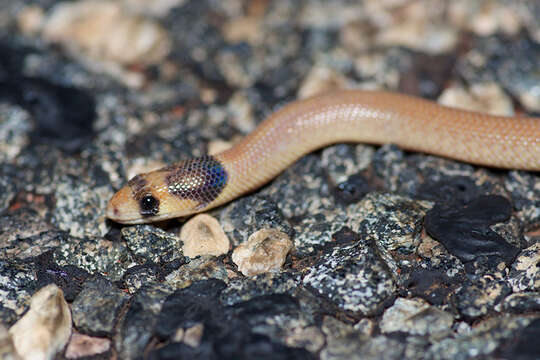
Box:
106 89 540 224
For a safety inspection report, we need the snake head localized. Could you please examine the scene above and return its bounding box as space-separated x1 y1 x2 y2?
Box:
106 156 228 224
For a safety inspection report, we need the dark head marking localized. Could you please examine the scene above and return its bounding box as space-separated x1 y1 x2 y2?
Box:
165 155 228 208
128 174 147 195
139 194 159 216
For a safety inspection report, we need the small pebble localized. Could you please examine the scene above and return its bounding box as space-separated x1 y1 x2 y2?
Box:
180 214 230 258
9 284 72 360
42 0 171 66
297 66 350 100
208 140 234 156
438 83 514 116
17 5 45 35
65 332 110 359
232 229 293 277
380 297 453 337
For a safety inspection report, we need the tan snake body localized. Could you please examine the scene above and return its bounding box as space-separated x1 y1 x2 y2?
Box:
107 90 540 224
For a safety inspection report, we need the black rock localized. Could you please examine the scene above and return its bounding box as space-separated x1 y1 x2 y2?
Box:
72 275 130 336
115 283 173 360
154 279 227 339
417 176 481 206
35 250 91 302
334 173 370 204
16 77 96 153
404 267 460 306
497 318 540 360
425 195 519 268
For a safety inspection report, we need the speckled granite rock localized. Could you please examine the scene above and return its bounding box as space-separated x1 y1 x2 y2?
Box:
303 239 396 315
53 235 134 282
72 276 129 336
165 256 228 289
122 224 184 264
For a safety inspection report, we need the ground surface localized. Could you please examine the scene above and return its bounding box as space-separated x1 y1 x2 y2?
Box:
1 0 540 359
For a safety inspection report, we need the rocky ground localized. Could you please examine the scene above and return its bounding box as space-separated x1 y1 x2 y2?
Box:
1 0 540 359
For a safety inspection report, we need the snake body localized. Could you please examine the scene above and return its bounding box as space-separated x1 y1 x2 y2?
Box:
107 90 540 224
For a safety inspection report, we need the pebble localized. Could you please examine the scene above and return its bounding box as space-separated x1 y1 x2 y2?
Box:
165 256 229 289
180 214 230 258
373 1 458 54
438 83 514 116
64 332 110 359
232 229 293 277
42 0 171 66
448 0 522 36
297 66 351 100
380 298 453 337
16 5 45 35
122 0 188 17
71 276 129 336
508 242 540 292
9 284 71 360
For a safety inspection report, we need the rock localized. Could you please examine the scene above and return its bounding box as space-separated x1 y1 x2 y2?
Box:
303 240 396 315
438 83 514 116
153 279 227 340
504 171 540 225
227 91 256 133
448 0 522 36
0 96 32 164
321 333 404 360
508 242 540 292
502 292 540 314
53 236 134 282
374 1 458 54
114 283 172 360
354 192 431 251
42 0 171 66
454 277 511 319
122 0 188 17
426 316 533 360
180 214 230 258
34 251 92 302
6 77 96 154
171 323 204 347
122 225 185 264
64 332 110 359
297 66 351 100
0 259 36 319
0 208 59 259
219 195 295 248
152 281 315 360
424 195 518 268
496 318 540 359
458 35 540 112
71 276 129 336
9 284 71 360
232 229 293 277
380 298 453 337
165 256 228 289
285 325 325 354
16 5 45 35
53 176 110 238
220 272 301 306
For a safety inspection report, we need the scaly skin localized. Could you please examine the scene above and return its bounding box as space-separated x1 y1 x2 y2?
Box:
107 90 540 224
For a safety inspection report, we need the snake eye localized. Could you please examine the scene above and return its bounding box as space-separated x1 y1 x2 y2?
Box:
140 194 159 216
